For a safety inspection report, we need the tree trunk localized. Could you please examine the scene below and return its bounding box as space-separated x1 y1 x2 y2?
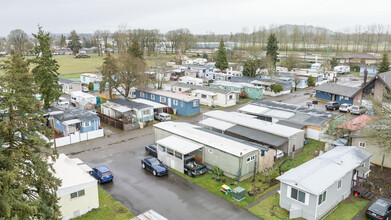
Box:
381 154 385 171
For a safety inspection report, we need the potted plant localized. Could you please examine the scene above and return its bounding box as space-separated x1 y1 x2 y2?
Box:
248 184 255 197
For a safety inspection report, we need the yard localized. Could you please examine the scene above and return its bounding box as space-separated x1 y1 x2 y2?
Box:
55 54 104 75
324 196 369 220
170 139 325 209
74 187 134 220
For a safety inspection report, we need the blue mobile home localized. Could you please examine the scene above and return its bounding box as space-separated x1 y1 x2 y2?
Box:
314 83 360 105
136 90 200 116
80 73 102 91
51 108 100 137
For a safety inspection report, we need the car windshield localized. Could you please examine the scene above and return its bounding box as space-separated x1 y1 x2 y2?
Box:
150 158 161 166
102 171 111 178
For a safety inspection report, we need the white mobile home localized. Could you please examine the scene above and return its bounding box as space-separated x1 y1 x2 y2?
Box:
58 78 82 95
277 147 372 220
178 76 203 86
70 91 97 109
52 154 99 220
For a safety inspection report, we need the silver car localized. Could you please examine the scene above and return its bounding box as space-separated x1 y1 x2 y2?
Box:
350 106 366 115
339 103 352 112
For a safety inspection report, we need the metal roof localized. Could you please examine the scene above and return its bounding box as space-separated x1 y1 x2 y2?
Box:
226 125 288 147
52 107 99 122
157 135 203 155
199 118 236 131
132 99 167 109
277 146 372 195
203 111 303 138
143 89 199 102
109 98 152 110
63 119 82 125
172 82 234 95
58 78 78 84
154 122 259 157
314 83 360 97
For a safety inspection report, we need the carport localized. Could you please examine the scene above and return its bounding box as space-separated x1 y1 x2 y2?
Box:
156 135 203 173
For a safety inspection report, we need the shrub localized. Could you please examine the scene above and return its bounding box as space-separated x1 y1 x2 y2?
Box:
308 75 315 86
88 82 94 91
273 84 283 93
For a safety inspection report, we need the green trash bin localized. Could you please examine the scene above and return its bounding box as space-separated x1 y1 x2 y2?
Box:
232 186 246 201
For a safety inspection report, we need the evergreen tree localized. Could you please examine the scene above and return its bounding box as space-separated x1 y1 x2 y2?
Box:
266 33 279 65
67 30 82 54
377 54 390 73
128 40 143 59
308 75 315 86
242 59 262 77
0 51 61 219
31 26 61 109
215 39 229 70
330 57 338 68
100 52 118 99
59 34 66 48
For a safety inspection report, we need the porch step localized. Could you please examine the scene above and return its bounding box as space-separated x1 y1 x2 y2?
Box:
362 189 375 200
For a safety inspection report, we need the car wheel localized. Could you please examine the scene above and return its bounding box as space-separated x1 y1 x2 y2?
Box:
153 170 157 176
187 170 192 177
142 163 145 169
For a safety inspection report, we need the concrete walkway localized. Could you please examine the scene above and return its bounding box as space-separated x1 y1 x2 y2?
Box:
244 186 280 210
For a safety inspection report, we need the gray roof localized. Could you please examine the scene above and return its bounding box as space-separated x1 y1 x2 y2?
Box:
314 83 360 97
226 125 288 147
334 53 381 60
109 98 152 110
378 71 391 88
53 107 98 122
276 120 305 129
277 146 372 195
58 78 78 84
172 82 233 95
231 76 292 90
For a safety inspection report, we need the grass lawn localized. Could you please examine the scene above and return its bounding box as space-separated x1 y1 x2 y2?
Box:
169 167 280 208
248 193 293 220
74 187 134 220
238 98 254 103
324 196 369 220
55 54 104 75
59 73 83 79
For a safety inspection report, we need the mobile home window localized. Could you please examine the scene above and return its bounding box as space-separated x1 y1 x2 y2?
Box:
201 94 207 98
83 122 90 127
167 148 174 156
359 142 366 148
193 100 199 107
142 110 149 116
158 145 166 152
318 191 327 205
140 92 145 98
290 187 306 204
151 94 155 100
70 192 77 199
175 151 182 159
160 97 166 103
173 100 178 105
248 88 253 93
229 95 233 100
337 180 342 190
70 189 85 199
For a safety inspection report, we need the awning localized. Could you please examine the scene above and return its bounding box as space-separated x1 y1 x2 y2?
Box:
63 119 81 126
157 135 203 155
199 118 235 131
226 125 288 147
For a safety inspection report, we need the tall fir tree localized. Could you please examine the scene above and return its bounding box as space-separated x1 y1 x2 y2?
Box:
31 26 62 109
377 54 390 73
100 52 118 99
215 39 229 70
67 30 82 54
59 34 66 48
127 40 143 59
266 33 279 66
0 51 61 219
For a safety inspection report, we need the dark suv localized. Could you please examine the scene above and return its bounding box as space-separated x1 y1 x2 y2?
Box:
325 101 340 110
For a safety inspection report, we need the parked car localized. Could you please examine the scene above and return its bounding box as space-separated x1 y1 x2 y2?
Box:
350 106 367 115
366 198 391 220
339 103 352 112
170 75 178 81
325 101 340 110
184 155 207 177
82 86 89 92
154 112 171 122
145 144 157 157
141 157 168 176
332 136 348 147
89 166 114 183
57 97 69 106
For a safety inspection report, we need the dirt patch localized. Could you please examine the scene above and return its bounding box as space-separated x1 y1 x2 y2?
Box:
368 164 391 198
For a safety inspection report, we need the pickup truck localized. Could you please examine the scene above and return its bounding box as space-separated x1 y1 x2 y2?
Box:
184 155 207 177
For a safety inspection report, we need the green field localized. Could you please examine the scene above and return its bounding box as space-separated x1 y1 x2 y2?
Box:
74 187 134 220
54 54 104 75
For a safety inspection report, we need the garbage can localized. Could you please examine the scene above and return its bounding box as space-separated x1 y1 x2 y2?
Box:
232 186 246 201
173 109 177 115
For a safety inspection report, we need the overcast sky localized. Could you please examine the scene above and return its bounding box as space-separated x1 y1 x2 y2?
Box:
1 0 390 36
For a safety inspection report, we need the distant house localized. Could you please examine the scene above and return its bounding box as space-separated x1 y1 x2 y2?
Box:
136 90 200 116
101 98 154 123
250 79 292 96
314 83 361 105
52 154 99 220
202 110 305 156
51 108 100 137
358 70 391 103
171 82 237 107
58 78 81 95
239 100 333 140
80 73 102 91
334 53 381 65
178 76 203 86
210 81 263 99
277 146 372 220
359 65 378 77
338 115 391 168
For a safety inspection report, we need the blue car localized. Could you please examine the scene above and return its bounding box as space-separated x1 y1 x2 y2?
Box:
90 166 114 183
141 157 168 176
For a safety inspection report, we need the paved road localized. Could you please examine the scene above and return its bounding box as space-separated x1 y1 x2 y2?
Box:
59 103 260 220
